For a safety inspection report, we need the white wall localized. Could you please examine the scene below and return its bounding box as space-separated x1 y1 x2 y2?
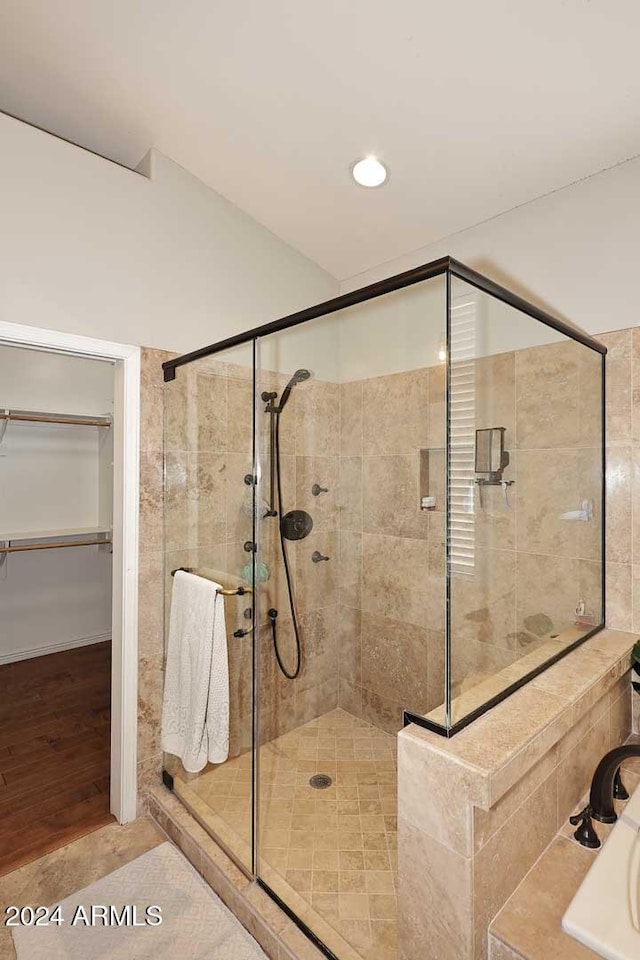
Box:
340 154 640 342
0 345 114 663
0 112 338 356
0 346 114 414
3 108 634 382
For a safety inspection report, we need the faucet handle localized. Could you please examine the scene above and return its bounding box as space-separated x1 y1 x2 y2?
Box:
569 806 601 849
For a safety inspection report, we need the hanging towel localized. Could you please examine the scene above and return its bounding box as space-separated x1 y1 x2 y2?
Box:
161 570 229 773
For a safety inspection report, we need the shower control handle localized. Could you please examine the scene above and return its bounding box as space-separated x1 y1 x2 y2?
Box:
312 551 330 563
311 483 329 496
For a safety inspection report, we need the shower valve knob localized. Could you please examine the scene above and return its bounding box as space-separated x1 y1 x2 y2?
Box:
569 806 601 849
312 551 330 563
311 483 329 496
243 540 256 553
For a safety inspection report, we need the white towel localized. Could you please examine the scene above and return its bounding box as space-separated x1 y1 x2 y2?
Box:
161 571 229 772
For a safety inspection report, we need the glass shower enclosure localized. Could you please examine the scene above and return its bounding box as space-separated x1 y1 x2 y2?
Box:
161 257 605 960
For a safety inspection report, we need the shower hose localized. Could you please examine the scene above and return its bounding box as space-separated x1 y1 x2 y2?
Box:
269 410 302 680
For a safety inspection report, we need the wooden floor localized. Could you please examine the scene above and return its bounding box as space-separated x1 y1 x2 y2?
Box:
0 641 113 877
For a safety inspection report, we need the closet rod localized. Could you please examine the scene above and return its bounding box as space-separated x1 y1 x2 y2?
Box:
0 411 111 427
0 538 112 554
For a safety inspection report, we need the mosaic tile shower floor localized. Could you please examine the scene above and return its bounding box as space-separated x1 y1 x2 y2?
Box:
172 708 398 960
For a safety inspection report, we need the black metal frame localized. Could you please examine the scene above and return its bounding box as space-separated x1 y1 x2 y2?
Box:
162 254 607 951
411 261 606 738
162 256 605 381
163 255 607 732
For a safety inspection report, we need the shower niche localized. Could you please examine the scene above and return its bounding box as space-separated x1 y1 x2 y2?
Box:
161 257 605 960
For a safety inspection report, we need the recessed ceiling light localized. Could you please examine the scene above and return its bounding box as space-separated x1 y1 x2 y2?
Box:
351 156 388 188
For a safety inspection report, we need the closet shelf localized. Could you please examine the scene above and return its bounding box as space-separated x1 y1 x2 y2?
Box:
0 527 112 554
0 409 112 428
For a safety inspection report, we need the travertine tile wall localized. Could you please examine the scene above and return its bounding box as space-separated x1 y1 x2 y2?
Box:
336 367 446 732
337 336 607 735
138 347 260 808
450 339 603 685
509 325 640 637
599 327 638 633
479 326 640 640
163 356 257 761
257 370 342 741
137 346 172 809
162 355 342 767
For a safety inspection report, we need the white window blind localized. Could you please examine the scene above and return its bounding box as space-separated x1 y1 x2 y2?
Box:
448 290 477 579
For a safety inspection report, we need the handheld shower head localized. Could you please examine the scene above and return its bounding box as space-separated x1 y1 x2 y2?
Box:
277 369 312 411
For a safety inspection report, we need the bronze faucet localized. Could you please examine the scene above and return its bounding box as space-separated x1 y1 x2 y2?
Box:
570 744 640 848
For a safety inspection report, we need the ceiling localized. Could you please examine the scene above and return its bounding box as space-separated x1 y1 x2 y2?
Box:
1 1 640 280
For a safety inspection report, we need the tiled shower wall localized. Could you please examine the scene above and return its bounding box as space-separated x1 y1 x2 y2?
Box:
336 368 446 732
257 371 342 742
160 355 343 769
137 347 172 808
600 327 640 632
336 337 604 734
449 339 602 683
163 355 256 761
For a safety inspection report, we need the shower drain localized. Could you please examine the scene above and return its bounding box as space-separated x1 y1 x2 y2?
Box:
309 774 333 790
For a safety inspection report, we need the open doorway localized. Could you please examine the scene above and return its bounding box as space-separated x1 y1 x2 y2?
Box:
0 345 115 873
0 321 140 875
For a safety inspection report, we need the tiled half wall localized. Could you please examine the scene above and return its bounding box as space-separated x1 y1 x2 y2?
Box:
396 628 636 960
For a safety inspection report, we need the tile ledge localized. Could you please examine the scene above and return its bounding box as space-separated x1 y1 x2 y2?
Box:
401 629 637 811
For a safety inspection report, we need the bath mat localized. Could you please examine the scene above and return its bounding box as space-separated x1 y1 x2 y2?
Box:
12 841 268 959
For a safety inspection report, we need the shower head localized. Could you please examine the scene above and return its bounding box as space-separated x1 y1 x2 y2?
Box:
277 369 312 411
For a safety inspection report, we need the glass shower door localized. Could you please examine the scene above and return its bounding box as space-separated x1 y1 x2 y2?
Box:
162 344 257 873
252 278 447 960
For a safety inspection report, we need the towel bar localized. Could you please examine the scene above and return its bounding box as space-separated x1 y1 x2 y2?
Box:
170 566 253 596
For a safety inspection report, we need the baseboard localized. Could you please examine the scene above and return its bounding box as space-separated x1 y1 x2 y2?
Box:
0 632 111 665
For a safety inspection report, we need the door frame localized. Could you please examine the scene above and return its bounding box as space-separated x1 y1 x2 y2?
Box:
0 320 140 823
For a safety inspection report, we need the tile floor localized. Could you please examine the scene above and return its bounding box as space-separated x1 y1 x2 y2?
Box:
172 708 398 960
